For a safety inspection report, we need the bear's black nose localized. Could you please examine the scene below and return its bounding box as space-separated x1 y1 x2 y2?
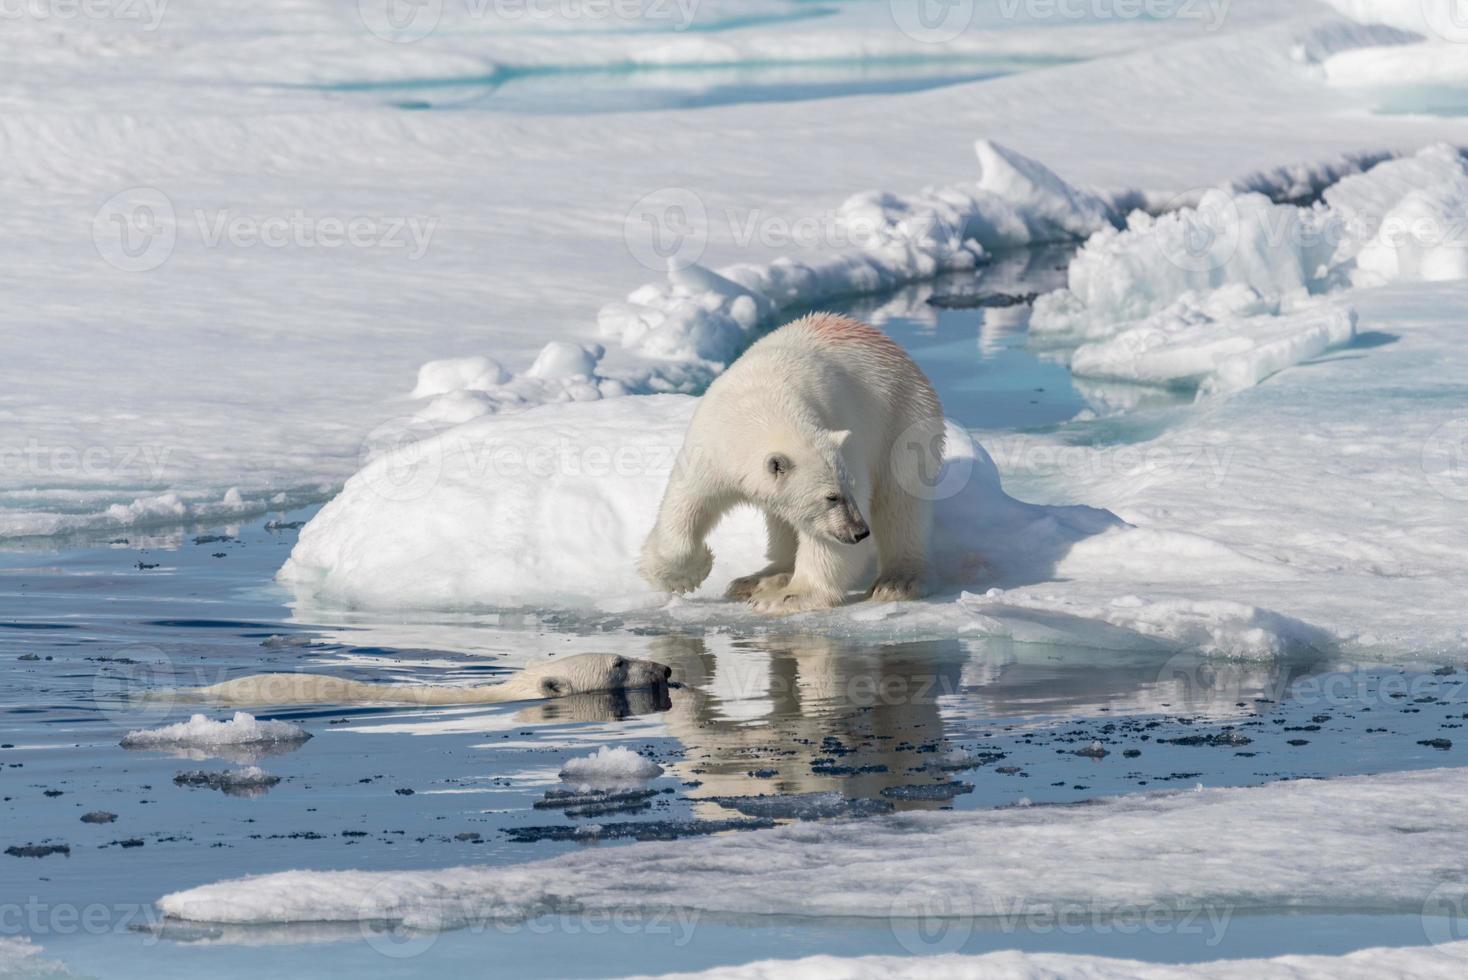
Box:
853 527 870 542
663 665 673 680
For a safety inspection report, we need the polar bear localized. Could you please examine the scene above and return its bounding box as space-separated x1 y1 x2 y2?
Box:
177 653 672 706
639 312 944 613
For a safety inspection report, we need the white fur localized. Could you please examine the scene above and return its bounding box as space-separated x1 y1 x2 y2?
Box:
640 313 944 614
179 653 671 706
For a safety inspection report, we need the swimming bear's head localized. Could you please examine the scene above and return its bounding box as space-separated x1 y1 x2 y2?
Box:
515 653 673 700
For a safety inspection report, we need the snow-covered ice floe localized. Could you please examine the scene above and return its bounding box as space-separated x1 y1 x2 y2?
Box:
633 943 1468 979
155 766 1468 929
633 942 1468 979
0 938 71 979
120 712 311 750
282 263 1468 657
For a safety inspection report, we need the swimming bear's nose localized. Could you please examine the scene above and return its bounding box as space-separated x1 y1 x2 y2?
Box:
663 665 673 680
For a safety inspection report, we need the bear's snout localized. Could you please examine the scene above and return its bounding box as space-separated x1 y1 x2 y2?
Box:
836 520 870 545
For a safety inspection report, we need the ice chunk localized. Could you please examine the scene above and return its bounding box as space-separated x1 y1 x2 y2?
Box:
706 793 893 820
524 342 604 381
410 356 508 399
1031 191 1323 342
173 767 281 797
1069 305 1358 393
878 781 974 801
558 746 663 785
120 712 310 750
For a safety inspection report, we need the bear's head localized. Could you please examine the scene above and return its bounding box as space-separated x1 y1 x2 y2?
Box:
759 428 870 546
524 653 673 699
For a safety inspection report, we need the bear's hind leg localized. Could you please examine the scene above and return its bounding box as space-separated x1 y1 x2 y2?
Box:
749 532 862 614
868 480 932 603
726 514 798 600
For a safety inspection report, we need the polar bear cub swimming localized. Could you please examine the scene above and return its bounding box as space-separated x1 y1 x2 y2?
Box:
181 653 672 706
640 313 944 613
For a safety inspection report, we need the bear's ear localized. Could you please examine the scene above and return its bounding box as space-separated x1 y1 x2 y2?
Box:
765 453 793 478
828 430 851 450
540 677 569 698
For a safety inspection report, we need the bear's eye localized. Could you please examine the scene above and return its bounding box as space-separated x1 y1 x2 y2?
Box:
612 657 627 670
824 494 841 505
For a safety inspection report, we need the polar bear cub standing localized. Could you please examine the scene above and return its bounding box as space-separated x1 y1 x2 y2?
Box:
639 313 944 613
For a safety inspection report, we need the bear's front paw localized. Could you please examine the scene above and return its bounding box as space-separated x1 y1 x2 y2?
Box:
640 543 715 594
726 570 792 601
868 567 927 603
748 582 843 615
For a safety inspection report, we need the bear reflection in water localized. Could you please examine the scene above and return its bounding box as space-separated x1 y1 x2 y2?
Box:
528 633 1327 817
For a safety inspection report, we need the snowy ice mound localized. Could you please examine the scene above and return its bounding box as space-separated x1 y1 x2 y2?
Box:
598 141 1117 368
279 394 1118 612
156 766 1468 930
1031 145 1468 390
121 712 311 750
405 142 1120 424
559 746 664 786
